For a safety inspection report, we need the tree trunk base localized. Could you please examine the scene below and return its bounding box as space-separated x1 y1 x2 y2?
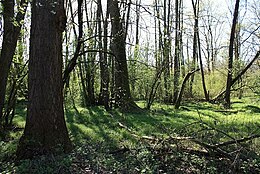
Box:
16 135 72 160
118 100 143 113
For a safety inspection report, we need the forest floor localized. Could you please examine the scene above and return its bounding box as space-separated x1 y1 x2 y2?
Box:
1 97 260 173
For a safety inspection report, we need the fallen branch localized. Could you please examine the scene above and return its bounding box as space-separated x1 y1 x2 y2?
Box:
214 110 239 114
116 118 260 161
214 134 260 148
190 138 233 159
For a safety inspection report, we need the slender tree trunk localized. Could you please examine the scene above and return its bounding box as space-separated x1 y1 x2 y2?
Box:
193 1 209 101
213 50 259 101
0 0 28 130
163 0 171 103
189 0 198 97
63 0 84 85
16 0 72 159
130 0 141 97
180 0 185 78
78 56 88 106
173 0 181 104
3 38 27 128
225 0 240 108
234 23 242 99
98 0 110 110
103 0 111 109
197 32 209 101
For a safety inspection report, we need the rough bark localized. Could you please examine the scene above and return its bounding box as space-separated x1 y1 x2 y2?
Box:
16 0 72 159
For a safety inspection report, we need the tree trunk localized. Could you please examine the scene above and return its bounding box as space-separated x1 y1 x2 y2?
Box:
193 1 209 101
109 0 141 112
16 0 72 159
163 0 171 103
98 0 110 110
63 0 84 85
189 0 198 97
175 69 200 109
173 0 181 104
0 0 28 130
213 50 259 101
224 0 240 108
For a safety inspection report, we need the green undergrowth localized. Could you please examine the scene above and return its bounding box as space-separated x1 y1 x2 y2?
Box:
1 97 260 173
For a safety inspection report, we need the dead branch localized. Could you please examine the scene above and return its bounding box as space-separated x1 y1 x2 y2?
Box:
214 110 239 114
116 118 260 161
214 134 260 148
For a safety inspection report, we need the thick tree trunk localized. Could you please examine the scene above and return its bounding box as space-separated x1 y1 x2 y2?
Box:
109 0 141 112
0 0 28 130
224 0 240 108
16 0 72 159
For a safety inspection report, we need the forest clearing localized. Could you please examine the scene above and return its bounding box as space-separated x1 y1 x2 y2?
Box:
0 0 259 173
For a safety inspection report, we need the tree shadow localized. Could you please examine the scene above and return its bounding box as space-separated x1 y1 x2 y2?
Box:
244 105 260 113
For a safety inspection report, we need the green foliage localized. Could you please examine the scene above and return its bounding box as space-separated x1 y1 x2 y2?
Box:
1 97 260 173
14 154 72 174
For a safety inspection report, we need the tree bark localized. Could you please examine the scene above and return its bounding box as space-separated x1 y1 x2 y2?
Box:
109 0 141 112
163 0 171 103
224 0 240 108
197 27 209 101
189 0 198 97
16 0 72 159
173 0 181 104
0 0 28 130
98 0 110 110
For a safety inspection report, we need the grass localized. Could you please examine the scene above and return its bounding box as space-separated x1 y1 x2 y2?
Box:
1 97 260 173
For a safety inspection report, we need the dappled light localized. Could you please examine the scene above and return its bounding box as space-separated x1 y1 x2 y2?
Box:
0 0 260 173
